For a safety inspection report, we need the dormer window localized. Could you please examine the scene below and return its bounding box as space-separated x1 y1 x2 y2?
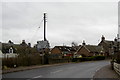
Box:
9 47 13 53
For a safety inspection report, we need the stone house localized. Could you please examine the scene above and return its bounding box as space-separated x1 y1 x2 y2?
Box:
1 40 38 56
75 41 104 58
98 35 114 56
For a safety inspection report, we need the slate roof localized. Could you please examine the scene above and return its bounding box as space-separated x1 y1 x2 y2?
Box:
105 40 114 44
2 43 33 53
98 40 115 53
104 40 114 46
98 40 114 47
1 42 39 54
2 43 20 53
54 46 76 52
84 45 103 53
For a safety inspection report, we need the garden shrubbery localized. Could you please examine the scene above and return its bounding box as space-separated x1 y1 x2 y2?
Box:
2 54 71 69
116 53 120 64
2 54 106 69
2 53 42 69
2 58 17 68
91 56 105 60
72 56 105 62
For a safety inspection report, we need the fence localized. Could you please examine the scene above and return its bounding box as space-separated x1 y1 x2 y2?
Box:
114 62 120 75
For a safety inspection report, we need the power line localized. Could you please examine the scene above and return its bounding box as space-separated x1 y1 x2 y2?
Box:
30 18 44 43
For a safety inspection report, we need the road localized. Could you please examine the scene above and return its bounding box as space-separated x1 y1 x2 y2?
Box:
2 60 109 79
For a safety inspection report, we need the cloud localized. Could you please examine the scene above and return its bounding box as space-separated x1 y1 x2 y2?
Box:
2 2 118 47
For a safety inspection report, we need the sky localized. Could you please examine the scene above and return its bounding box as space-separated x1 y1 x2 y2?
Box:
1 1 119 47
119 1 120 41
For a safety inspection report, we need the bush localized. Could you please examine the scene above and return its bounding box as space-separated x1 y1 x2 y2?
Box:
17 54 42 66
2 58 17 68
2 53 42 68
116 53 120 64
72 58 77 62
72 56 105 62
116 58 120 64
92 56 105 60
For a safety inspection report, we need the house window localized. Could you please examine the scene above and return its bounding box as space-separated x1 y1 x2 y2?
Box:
9 47 13 53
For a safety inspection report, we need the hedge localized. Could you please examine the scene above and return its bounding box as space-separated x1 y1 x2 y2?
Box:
2 54 42 68
72 56 105 62
91 56 105 60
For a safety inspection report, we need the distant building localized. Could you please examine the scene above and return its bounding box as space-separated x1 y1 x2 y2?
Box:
113 38 120 54
2 41 18 53
1 40 38 56
51 46 77 58
36 40 50 51
20 40 28 47
75 41 104 58
0 41 18 58
36 40 50 56
98 35 114 56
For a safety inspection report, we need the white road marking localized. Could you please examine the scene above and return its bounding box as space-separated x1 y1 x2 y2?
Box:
51 70 63 74
33 75 42 78
26 75 42 80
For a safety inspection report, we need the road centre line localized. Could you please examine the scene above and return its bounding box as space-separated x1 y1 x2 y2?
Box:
33 75 42 78
26 75 42 80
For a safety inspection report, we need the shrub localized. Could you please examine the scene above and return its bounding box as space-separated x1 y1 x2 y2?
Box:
72 56 105 62
116 53 120 64
2 53 42 68
2 58 17 68
92 56 105 60
72 58 77 62
116 58 120 64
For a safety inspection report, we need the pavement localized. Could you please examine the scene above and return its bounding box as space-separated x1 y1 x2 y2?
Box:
93 64 120 79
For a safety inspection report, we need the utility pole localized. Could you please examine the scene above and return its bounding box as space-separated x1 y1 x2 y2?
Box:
36 13 50 54
44 13 47 41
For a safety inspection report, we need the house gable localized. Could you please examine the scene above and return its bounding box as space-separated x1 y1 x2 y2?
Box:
51 47 61 54
98 39 114 56
77 46 92 57
76 45 104 57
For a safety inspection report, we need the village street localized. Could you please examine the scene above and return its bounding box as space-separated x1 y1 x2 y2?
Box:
2 60 109 79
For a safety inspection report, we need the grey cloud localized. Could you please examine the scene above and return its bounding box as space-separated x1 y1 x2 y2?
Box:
2 2 118 47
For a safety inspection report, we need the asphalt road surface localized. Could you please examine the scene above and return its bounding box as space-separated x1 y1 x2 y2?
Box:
2 60 109 79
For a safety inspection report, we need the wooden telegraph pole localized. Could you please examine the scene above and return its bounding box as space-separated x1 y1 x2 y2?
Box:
44 13 47 41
